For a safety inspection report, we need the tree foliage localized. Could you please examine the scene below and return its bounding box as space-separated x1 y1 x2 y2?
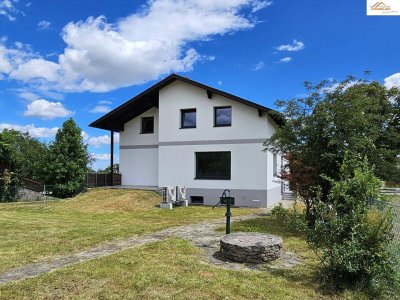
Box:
0 130 21 202
265 76 400 222
45 119 90 198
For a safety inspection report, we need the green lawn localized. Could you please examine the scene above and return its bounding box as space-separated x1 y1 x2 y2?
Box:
0 215 366 299
0 188 255 274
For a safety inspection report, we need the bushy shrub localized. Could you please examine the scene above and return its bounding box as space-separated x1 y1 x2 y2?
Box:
275 155 397 296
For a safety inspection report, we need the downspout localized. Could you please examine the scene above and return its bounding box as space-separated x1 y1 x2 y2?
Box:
110 130 114 186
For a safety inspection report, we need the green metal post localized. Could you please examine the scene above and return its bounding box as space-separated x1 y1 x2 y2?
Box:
226 197 231 234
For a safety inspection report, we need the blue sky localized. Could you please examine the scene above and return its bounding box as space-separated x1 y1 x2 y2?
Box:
1 0 399 170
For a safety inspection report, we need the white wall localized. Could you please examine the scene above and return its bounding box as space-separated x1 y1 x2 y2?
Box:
118 79 282 206
158 81 277 142
158 143 268 190
120 107 159 146
120 148 158 186
119 107 159 186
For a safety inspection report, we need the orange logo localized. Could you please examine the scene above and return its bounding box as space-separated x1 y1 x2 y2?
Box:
371 1 391 10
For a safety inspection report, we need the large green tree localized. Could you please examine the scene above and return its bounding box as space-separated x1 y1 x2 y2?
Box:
45 119 91 198
265 76 400 222
0 130 21 201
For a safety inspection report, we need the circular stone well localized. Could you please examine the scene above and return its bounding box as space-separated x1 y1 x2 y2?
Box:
220 232 283 263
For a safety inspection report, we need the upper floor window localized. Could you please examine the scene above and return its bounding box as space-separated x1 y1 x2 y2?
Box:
181 109 196 129
214 106 232 127
141 116 154 134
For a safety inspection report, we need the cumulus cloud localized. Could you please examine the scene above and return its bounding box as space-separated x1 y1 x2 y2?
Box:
24 99 74 120
0 0 270 93
279 56 292 63
0 123 58 138
87 133 119 148
253 61 265 71
37 20 51 30
10 58 60 82
384 73 400 89
276 39 305 52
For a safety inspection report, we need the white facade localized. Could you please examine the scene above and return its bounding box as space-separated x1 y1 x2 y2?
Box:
118 80 282 207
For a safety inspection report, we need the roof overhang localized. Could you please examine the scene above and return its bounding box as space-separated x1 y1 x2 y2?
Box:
89 74 284 132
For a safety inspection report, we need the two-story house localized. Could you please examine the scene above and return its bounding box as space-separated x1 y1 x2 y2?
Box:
90 74 284 207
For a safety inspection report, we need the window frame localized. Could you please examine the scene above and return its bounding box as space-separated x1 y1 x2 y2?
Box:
195 151 231 180
140 116 154 134
214 106 232 127
180 108 197 129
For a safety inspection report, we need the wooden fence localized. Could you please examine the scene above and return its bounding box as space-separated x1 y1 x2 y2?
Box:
86 173 122 187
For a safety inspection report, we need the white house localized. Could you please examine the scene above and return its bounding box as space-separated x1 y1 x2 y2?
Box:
90 74 284 207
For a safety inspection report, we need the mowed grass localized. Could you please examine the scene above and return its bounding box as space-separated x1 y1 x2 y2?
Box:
0 215 363 300
0 188 255 273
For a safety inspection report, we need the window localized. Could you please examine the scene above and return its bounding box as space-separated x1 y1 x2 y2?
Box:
273 153 278 176
181 109 196 128
214 106 232 127
191 196 204 204
195 151 231 180
141 117 154 134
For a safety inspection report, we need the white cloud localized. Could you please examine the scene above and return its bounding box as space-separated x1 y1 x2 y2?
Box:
99 100 112 105
251 0 272 13
253 61 265 71
384 73 400 89
0 0 22 21
81 131 89 141
18 91 39 101
37 20 51 30
0 123 58 138
276 39 305 52
24 99 74 120
89 105 111 113
91 153 111 161
10 58 60 82
0 0 270 93
279 56 292 63
87 133 119 148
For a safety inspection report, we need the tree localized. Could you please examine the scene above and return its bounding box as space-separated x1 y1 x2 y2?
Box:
97 163 119 174
45 119 91 198
265 76 400 223
2 130 49 182
0 130 21 202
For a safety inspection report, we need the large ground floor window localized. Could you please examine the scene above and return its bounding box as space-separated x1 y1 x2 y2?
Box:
195 151 231 180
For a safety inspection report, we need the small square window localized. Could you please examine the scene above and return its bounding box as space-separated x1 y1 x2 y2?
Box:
191 196 204 204
214 106 232 127
181 109 196 128
141 117 154 134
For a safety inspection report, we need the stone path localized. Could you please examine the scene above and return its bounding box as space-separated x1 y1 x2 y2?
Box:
0 209 301 285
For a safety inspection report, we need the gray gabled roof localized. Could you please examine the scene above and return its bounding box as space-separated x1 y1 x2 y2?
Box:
89 73 284 132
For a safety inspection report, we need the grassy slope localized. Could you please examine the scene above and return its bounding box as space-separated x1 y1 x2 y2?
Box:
0 216 365 299
0 189 255 273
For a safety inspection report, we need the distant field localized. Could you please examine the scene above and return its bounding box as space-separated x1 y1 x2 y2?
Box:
0 188 255 273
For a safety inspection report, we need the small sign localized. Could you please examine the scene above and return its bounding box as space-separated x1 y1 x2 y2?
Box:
367 0 400 15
